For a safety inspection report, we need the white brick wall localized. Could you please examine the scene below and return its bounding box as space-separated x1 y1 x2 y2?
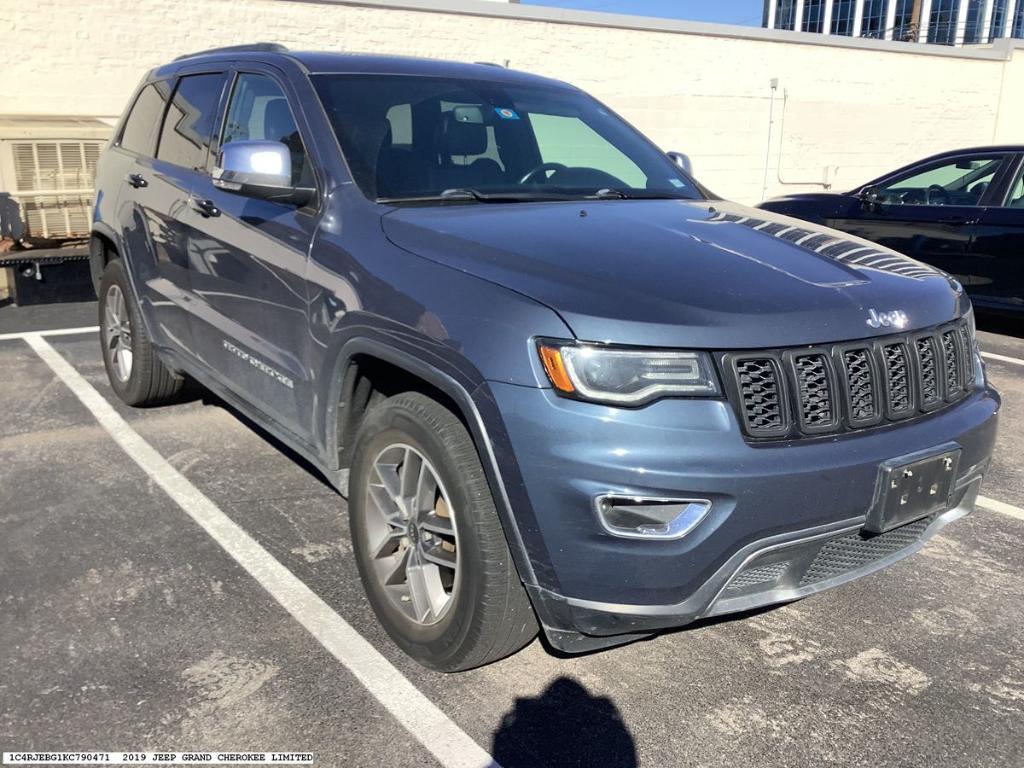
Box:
0 0 1021 204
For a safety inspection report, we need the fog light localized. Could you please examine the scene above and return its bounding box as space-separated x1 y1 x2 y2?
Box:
595 495 711 540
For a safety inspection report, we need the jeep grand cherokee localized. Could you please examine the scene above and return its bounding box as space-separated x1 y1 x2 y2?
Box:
90 44 999 671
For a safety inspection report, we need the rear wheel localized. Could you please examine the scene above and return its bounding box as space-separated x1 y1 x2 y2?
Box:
98 259 183 406
349 392 537 671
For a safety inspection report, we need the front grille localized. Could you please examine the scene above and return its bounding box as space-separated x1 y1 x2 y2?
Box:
915 336 941 408
720 515 935 600
735 358 784 435
792 353 834 430
799 515 933 585
724 560 790 592
726 319 975 440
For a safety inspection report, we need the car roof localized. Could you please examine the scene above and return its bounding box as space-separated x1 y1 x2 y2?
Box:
155 45 573 91
917 145 1024 158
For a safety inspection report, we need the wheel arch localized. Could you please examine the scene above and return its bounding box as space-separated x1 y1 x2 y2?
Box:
325 337 540 589
89 223 122 294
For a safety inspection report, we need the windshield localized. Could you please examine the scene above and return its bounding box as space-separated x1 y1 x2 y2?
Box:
312 74 704 203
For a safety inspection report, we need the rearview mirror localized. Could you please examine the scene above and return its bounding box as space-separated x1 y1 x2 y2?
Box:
213 140 314 206
667 151 693 176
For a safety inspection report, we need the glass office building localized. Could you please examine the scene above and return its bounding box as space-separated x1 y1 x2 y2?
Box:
764 0 1024 45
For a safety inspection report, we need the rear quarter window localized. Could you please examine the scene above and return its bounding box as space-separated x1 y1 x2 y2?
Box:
119 82 170 157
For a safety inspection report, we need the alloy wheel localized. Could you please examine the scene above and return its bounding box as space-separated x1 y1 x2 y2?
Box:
104 284 133 383
364 443 460 625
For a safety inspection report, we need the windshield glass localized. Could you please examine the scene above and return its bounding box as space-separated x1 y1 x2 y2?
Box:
312 74 704 203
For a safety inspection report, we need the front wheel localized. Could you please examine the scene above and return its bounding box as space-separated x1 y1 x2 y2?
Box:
349 392 537 671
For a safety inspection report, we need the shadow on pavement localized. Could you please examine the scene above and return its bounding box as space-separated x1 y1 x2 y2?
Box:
491 676 637 768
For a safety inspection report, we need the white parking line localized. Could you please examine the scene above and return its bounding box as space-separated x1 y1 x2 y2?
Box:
22 333 499 768
977 495 1024 522
981 351 1024 368
0 325 98 342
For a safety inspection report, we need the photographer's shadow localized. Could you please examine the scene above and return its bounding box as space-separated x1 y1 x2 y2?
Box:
491 676 637 768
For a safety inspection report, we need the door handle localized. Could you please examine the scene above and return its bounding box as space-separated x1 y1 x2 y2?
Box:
125 173 148 189
940 215 978 226
189 197 221 218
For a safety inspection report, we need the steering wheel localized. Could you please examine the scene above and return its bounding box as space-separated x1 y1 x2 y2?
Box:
926 184 950 205
519 162 568 185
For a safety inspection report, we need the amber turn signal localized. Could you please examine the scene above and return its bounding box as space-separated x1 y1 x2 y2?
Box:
538 344 576 393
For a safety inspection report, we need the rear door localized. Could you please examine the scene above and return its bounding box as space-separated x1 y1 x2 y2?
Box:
111 78 192 351
832 151 1013 279
184 67 319 437
965 155 1024 311
114 71 228 356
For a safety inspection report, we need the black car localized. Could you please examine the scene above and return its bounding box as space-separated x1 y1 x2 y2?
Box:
759 146 1024 315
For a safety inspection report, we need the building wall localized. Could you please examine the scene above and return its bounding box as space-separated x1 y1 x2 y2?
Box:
0 0 1022 204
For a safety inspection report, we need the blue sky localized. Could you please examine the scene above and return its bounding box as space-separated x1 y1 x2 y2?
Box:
520 0 766 27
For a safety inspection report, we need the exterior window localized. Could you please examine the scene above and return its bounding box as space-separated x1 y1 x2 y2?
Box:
119 82 170 157
990 0 1010 40
222 73 311 187
892 0 917 40
157 73 225 171
878 155 1006 206
1003 164 1024 208
1014 0 1024 36
775 0 796 30
802 0 825 32
860 0 888 38
963 0 985 43
831 0 857 35
928 0 958 45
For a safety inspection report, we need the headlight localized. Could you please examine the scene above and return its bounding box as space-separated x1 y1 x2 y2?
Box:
537 340 721 406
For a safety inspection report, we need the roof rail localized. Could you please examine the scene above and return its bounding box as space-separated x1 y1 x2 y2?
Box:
173 43 288 62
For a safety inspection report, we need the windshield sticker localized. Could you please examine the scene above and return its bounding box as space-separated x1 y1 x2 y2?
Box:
494 107 520 120
668 179 685 188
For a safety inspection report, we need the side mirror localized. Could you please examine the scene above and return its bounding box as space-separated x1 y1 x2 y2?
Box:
213 140 314 206
859 185 882 209
667 151 693 176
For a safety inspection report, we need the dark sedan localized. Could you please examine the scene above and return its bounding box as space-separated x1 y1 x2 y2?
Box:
759 146 1024 315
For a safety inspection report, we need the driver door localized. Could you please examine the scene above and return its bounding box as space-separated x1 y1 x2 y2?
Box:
832 151 1013 279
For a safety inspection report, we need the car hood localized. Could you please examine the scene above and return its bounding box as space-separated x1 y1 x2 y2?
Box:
381 199 965 348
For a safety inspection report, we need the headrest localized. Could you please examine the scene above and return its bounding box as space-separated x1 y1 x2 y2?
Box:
442 113 488 157
264 99 294 142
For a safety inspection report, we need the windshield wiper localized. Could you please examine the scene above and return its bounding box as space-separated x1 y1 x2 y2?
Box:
377 188 581 205
589 188 693 200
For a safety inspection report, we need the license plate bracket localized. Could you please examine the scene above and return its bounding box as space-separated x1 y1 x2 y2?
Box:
865 446 960 534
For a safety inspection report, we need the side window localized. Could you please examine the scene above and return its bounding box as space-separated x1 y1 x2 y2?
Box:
878 155 1006 207
529 113 647 188
1004 164 1024 208
119 82 170 157
222 73 311 187
157 73 225 171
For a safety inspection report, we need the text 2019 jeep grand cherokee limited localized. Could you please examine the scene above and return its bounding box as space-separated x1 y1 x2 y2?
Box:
90 44 999 671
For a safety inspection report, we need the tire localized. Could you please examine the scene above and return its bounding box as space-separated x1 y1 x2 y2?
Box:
349 392 537 671
98 259 184 407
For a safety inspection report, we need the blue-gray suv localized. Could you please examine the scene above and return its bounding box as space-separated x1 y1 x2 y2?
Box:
91 44 999 671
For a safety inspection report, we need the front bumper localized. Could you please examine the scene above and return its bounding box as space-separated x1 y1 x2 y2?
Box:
486 380 1000 653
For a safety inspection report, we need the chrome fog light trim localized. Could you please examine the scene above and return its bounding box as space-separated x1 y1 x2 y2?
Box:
595 495 712 541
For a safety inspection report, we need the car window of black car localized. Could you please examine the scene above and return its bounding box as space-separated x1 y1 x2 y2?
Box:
1003 164 1024 208
878 155 1006 207
156 73 226 172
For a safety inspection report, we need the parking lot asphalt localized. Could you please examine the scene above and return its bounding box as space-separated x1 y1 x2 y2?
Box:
2 302 1023 768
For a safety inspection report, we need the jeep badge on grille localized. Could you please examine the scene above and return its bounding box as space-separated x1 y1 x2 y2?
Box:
866 308 909 329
